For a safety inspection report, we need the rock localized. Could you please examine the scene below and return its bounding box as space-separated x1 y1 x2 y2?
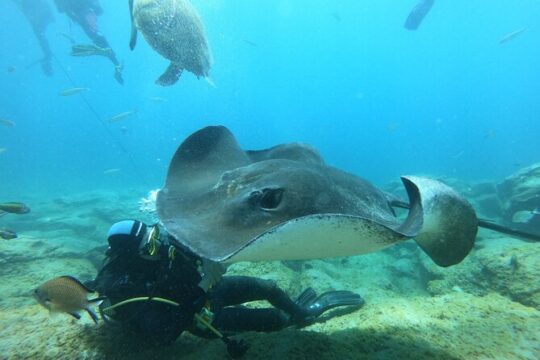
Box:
497 163 540 230
422 239 540 309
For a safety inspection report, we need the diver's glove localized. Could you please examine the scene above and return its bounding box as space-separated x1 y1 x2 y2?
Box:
293 287 365 325
114 65 124 85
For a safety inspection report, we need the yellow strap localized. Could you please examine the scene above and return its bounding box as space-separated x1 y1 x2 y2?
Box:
194 313 223 339
101 296 179 312
101 296 225 339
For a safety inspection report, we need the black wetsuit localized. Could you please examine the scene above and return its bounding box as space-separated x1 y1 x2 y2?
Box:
54 0 121 67
94 238 308 344
204 276 302 334
14 0 54 75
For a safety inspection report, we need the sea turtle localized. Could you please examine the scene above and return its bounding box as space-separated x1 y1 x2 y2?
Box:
129 0 213 86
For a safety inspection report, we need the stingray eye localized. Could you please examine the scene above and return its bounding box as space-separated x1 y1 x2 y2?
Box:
259 188 284 210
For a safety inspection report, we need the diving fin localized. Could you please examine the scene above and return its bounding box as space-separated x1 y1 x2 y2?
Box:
306 291 365 317
69 312 81 320
294 289 364 325
70 43 112 58
86 308 99 324
295 288 317 308
156 63 183 86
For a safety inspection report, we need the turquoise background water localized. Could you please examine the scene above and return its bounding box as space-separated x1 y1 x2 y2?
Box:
1 0 539 196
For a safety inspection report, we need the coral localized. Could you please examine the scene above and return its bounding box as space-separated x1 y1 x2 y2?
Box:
497 163 540 224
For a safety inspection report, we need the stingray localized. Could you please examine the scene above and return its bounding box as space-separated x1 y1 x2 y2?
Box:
157 126 479 267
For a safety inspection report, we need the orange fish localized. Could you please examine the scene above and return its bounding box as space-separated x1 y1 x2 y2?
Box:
33 276 104 323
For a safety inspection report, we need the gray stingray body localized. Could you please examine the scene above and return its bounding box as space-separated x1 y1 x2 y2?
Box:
157 126 478 267
129 0 212 85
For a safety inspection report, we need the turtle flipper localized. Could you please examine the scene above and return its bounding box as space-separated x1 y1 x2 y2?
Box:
129 0 138 50
156 63 183 86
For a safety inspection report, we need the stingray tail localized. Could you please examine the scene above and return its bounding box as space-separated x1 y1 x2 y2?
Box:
399 176 478 267
477 219 540 242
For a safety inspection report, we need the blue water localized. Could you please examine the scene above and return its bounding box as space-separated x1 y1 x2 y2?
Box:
1 0 539 197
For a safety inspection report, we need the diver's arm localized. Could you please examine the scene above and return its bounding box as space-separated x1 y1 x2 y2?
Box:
53 0 66 13
129 0 138 50
89 0 104 15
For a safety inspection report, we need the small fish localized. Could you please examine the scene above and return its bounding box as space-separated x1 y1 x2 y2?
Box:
146 96 168 103
499 27 529 44
58 87 89 96
33 276 104 323
452 150 465 159
0 119 16 127
243 39 258 47
331 12 342 22
103 168 121 175
387 121 400 132
484 129 497 140
0 202 31 214
7 65 16 73
0 229 17 240
109 111 136 123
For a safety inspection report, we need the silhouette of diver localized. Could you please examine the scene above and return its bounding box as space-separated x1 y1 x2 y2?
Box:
54 0 123 84
404 0 435 30
12 0 54 76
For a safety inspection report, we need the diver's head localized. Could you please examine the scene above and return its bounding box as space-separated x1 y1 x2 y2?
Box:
107 220 163 260
107 220 148 255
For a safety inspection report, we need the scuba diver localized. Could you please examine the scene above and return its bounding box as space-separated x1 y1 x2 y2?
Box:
53 0 124 84
12 0 55 76
92 220 364 358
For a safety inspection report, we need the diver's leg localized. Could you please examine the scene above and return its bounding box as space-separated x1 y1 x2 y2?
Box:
84 30 120 66
83 29 123 84
212 307 289 333
211 276 365 329
210 276 304 317
33 30 53 76
75 11 122 75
